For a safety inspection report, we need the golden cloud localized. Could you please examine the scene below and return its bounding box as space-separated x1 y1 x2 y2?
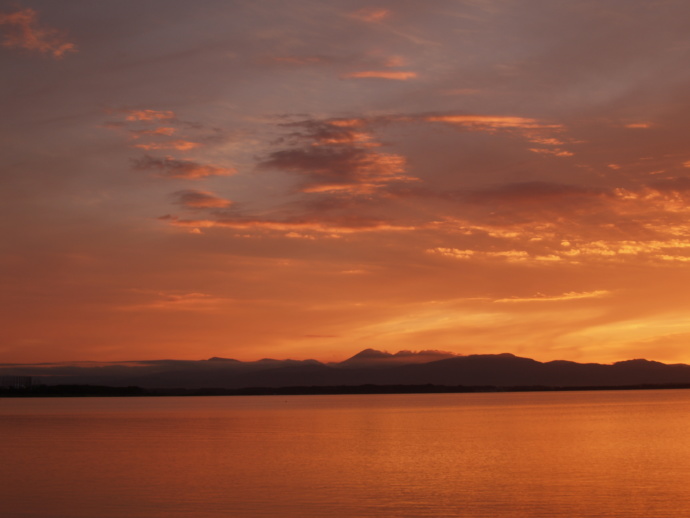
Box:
172 190 233 209
134 140 202 151
529 148 574 157
123 109 176 122
494 291 611 303
425 115 561 129
0 8 76 58
428 248 533 263
421 178 690 267
342 71 418 80
161 215 419 235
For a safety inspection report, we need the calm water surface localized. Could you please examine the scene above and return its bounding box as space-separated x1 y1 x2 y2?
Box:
2 390 690 517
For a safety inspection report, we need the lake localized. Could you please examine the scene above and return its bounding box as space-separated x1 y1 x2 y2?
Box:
2 390 690 517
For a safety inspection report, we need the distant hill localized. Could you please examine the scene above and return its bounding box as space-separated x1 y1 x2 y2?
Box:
3 350 690 389
338 348 457 367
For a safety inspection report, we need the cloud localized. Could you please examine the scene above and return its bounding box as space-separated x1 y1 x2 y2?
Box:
129 127 177 138
299 111 573 157
410 113 574 154
279 117 367 138
153 114 428 235
456 182 605 226
647 176 690 194
160 214 418 235
168 113 576 238
424 114 561 130
351 8 392 23
285 232 317 240
157 110 688 251
262 118 417 194
425 177 690 266
342 70 417 80
465 182 600 205
263 146 409 194
494 291 611 303
172 190 232 209
528 137 565 146
122 109 176 122
132 155 237 179
105 107 235 152
122 292 229 312
0 8 76 58
429 248 535 263
271 112 570 182
529 148 574 157
134 140 202 151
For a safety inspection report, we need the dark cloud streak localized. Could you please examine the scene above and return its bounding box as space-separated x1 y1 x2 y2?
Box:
132 155 237 179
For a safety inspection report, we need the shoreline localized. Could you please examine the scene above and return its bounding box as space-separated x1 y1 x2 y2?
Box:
3 382 690 398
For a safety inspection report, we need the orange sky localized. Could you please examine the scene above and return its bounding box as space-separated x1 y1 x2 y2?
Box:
3 1 690 364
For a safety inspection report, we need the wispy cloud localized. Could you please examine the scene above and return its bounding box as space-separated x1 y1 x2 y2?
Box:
0 8 76 58
129 127 177 138
122 292 229 312
624 122 653 129
134 140 202 151
342 70 417 80
161 214 419 234
172 190 233 209
529 148 574 157
132 155 236 179
122 109 176 122
429 247 536 263
424 114 561 130
494 291 611 303
351 7 392 23
104 107 231 153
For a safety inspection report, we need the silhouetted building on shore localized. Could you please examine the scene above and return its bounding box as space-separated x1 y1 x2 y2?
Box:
0 376 32 388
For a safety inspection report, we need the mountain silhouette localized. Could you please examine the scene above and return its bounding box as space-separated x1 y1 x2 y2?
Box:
3 350 690 389
339 348 457 367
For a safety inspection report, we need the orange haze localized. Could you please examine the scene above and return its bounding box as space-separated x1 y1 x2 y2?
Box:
3 1 690 365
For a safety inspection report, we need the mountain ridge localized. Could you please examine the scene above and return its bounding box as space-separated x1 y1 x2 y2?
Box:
3 349 690 389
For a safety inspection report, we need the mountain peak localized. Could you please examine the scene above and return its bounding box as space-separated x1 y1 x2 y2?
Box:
340 349 457 367
346 349 393 361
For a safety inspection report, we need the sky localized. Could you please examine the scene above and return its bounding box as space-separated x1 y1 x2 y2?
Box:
3 0 690 365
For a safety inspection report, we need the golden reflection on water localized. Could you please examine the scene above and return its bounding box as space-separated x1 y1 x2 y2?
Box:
2 390 690 517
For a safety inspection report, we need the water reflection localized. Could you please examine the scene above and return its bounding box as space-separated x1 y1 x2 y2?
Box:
2 390 690 517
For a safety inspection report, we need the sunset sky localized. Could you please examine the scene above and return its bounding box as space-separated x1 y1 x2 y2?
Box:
3 0 690 365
